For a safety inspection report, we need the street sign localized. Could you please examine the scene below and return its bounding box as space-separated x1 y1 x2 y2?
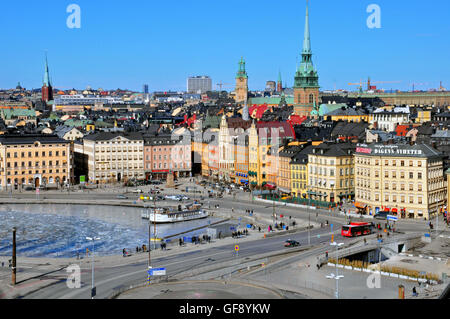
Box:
387 215 398 221
234 245 239 252
147 267 166 276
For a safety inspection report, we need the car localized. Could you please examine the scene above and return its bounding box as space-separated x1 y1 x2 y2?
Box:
165 195 182 201
131 189 143 193
284 240 300 247
116 195 128 199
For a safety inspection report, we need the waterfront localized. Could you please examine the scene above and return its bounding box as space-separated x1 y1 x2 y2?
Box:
0 204 221 258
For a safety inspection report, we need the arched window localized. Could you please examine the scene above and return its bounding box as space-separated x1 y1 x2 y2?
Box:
309 94 314 104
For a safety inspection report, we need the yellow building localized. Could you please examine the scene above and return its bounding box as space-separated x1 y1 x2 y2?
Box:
290 144 313 199
307 143 355 203
248 121 296 188
354 143 446 219
0 134 73 190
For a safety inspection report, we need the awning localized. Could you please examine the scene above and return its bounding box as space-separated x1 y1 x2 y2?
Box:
391 208 398 213
355 202 366 209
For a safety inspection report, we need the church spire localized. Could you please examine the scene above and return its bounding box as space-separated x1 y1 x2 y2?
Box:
43 52 51 87
302 0 311 54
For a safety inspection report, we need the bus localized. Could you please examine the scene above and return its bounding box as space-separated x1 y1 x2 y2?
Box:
341 222 373 237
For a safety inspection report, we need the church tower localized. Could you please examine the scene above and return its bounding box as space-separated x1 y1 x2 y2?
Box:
235 57 248 104
41 53 53 102
277 70 283 93
293 1 320 117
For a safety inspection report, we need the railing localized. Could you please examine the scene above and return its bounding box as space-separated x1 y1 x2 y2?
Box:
262 195 337 209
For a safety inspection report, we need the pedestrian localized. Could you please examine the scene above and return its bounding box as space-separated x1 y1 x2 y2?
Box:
179 238 182 247
136 246 139 253
258 226 261 232
412 286 418 297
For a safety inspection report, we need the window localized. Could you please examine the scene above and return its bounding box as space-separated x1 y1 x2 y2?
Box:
418 172 422 179
409 172 413 179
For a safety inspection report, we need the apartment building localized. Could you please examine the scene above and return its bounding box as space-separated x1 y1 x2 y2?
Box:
354 143 446 219
307 143 355 203
0 134 72 189
75 132 144 184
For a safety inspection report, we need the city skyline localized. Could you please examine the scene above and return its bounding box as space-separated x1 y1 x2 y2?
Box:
1 0 449 92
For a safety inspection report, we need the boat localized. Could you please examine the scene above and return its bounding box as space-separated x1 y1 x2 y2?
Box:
141 205 209 223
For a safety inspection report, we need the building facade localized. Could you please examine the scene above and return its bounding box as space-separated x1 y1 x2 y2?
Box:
143 133 192 180
307 143 355 203
0 134 72 190
354 143 446 219
187 76 212 94
76 132 144 184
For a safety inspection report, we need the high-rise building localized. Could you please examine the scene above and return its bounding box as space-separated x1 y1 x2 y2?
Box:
41 53 53 102
143 84 149 94
235 57 248 104
293 2 320 117
187 76 212 94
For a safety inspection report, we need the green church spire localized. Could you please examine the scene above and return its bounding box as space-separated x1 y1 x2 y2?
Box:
236 57 248 79
294 0 319 89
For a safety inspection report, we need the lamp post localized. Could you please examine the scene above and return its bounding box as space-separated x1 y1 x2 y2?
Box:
327 241 344 299
86 236 100 299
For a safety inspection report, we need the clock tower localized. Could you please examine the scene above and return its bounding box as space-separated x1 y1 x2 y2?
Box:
294 2 320 117
235 57 248 104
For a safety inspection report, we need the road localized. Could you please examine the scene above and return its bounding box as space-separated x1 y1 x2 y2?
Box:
23 224 344 299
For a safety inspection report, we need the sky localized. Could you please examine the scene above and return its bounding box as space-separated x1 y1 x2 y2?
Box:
1 0 449 92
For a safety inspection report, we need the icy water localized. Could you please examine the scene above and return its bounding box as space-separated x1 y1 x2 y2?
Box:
0 204 220 258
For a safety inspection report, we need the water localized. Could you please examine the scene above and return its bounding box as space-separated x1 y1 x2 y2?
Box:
0 205 220 258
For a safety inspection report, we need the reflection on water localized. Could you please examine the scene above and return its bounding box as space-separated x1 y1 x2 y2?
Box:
0 204 220 258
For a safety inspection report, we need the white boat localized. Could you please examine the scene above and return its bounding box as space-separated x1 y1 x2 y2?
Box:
141 208 209 223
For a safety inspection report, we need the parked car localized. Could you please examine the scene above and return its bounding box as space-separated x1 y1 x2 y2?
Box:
131 189 143 193
284 240 300 247
116 194 128 199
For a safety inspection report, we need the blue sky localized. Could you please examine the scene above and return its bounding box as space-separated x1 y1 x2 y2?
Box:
1 0 449 92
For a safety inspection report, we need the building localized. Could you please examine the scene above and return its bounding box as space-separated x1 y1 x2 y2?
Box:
187 76 212 94
293 2 320 117
370 110 410 132
307 143 355 203
235 57 248 104
248 121 296 188
290 143 313 199
54 126 84 141
354 143 446 219
277 71 283 93
0 134 72 190
143 133 192 180
265 81 276 93
75 132 144 184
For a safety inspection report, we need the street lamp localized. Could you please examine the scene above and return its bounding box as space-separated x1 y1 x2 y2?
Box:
86 236 100 299
327 241 344 299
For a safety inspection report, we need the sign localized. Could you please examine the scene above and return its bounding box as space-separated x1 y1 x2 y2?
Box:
148 267 166 276
230 226 236 231
387 215 398 221
80 175 86 183
234 245 239 252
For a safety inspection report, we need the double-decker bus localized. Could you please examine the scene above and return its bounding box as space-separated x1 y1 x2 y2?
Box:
341 222 373 237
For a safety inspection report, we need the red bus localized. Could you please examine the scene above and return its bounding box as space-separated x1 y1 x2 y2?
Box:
341 222 373 237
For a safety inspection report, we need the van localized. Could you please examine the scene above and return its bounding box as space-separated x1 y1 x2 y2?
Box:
374 211 388 220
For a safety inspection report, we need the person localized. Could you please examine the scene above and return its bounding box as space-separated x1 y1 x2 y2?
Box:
412 286 418 297
136 246 139 253
258 226 261 232
179 238 183 247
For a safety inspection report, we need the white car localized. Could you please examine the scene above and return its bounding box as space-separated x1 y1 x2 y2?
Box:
131 189 143 193
165 195 182 201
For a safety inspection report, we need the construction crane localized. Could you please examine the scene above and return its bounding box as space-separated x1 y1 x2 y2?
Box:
216 82 234 91
348 78 402 92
